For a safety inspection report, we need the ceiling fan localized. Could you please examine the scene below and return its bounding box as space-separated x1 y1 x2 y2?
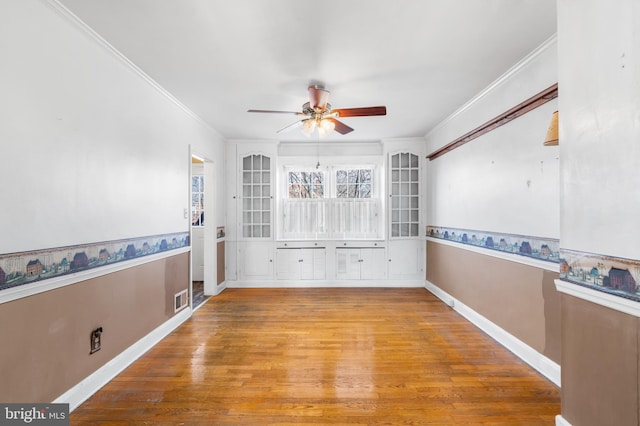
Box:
248 85 386 137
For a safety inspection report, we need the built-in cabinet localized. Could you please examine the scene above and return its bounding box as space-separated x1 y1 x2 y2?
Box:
389 152 420 237
241 154 272 238
336 246 386 280
234 145 276 282
226 140 425 286
276 247 326 280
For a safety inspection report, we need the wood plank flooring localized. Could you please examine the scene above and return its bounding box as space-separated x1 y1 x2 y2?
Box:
71 288 560 425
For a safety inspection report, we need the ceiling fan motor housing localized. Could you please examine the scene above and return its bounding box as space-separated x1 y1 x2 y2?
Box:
308 85 330 112
302 102 332 117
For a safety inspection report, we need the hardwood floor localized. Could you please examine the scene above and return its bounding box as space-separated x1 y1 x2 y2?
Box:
71 288 560 425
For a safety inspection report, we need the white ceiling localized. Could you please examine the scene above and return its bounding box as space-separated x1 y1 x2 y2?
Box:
58 0 557 142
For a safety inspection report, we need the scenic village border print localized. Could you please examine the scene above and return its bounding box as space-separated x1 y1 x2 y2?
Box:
0 232 190 292
427 225 640 302
559 248 640 302
426 225 560 263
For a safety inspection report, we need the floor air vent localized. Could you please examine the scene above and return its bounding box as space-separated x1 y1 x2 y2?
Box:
174 289 189 312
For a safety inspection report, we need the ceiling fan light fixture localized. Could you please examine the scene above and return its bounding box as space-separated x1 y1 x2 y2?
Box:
317 119 335 137
301 119 316 137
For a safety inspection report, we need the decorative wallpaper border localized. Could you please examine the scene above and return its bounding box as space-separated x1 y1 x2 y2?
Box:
0 232 190 292
559 249 640 302
426 226 560 263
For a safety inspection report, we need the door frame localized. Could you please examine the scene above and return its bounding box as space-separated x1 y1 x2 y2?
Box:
189 148 218 309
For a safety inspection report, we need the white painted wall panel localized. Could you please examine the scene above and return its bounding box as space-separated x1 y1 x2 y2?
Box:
0 0 224 253
426 39 559 239
558 0 640 258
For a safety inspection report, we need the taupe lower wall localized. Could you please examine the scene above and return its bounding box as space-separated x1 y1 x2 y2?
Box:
561 294 638 426
217 240 225 285
426 241 561 364
0 252 189 403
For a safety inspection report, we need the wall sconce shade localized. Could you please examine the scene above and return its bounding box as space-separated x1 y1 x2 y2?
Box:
544 110 559 146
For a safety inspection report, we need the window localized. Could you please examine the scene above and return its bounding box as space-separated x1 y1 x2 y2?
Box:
283 169 327 239
242 154 271 238
288 171 325 198
281 165 381 240
191 175 204 226
336 169 372 198
390 153 419 237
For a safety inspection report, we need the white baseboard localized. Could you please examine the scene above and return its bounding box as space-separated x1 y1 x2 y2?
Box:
53 307 192 412
227 279 426 288
556 415 571 426
213 281 227 295
425 280 561 387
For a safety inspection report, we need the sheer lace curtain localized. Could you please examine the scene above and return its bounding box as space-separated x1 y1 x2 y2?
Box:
282 199 328 239
282 198 380 239
331 198 380 239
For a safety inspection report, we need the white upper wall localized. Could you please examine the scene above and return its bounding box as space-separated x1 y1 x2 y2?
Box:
558 0 640 258
0 0 225 253
425 37 559 238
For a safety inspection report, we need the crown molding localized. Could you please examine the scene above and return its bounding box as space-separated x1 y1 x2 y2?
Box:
425 34 557 141
44 0 225 142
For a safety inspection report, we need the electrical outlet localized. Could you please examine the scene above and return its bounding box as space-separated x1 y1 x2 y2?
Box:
90 327 103 354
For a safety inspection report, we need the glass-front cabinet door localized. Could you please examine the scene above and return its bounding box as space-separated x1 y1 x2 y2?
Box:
241 154 271 239
390 152 419 238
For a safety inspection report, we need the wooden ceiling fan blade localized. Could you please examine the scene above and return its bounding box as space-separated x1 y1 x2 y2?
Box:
327 118 354 135
308 85 330 111
248 109 306 116
334 106 387 117
276 120 303 134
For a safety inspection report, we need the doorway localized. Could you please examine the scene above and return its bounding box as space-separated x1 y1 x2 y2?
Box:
190 152 216 309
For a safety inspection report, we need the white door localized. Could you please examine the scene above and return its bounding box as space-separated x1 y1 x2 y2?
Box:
336 249 361 279
360 248 387 280
388 240 423 280
300 249 326 280
311 249 326 280
276 248 300 280
239 242 273 280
